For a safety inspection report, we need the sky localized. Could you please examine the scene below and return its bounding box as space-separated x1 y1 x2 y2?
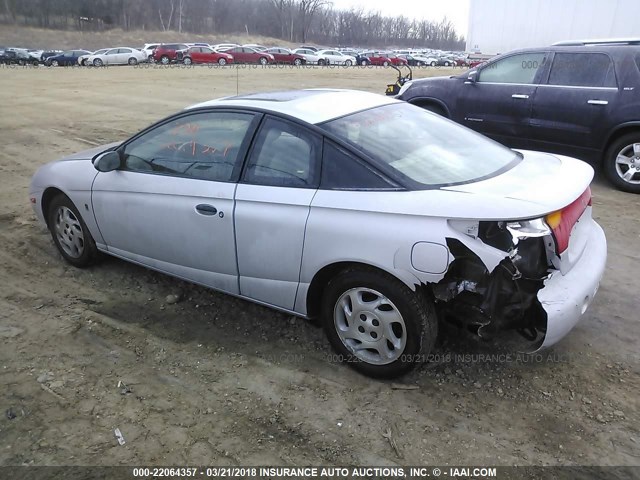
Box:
328 0 470 37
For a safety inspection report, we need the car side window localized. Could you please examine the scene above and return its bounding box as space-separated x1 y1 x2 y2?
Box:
547 53 616 87
321 140 393 190
243 117 321 188
122 111 256 182
478 52 546 84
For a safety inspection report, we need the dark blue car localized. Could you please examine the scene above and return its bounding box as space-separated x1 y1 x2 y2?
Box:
396 41 640 193
45 50 91 67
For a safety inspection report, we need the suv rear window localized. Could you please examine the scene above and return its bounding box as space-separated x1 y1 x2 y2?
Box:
548 53 616 87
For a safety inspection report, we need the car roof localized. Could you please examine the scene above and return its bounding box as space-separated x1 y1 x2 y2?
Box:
188 89 398 125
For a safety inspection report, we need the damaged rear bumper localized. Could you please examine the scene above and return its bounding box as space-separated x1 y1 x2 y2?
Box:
537 219 607 349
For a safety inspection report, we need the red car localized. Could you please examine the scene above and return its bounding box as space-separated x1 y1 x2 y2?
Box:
178 46 234 66
220 46 274 65
362 52 408 67
152 43 189 64
264 47 306 65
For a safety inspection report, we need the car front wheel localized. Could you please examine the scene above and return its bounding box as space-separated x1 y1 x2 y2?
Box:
47 194 99 268
128 57 138 65
293 58 302 66
604 133 640 193
259 57 268 65
160 55 170 65
93 58 103 67
51 60 59 67
218 57 227 66
183 57 192 65
322 268 437 378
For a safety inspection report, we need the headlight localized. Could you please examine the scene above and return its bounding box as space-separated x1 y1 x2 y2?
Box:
398 81 413 96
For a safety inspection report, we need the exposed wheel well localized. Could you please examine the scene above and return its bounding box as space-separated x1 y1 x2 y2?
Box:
306 261 419 318
41 187 65 227
412 100 449 118
605 126 640 159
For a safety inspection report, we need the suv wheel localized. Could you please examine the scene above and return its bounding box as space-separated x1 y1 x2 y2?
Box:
160 55 170 65
322 267 437 378
604 132 640 193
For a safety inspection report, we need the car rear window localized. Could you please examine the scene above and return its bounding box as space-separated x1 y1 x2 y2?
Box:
321 103 520 188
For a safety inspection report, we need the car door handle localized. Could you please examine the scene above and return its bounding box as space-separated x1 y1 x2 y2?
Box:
512 94 529 99
587 100 608 105
195 204 217 216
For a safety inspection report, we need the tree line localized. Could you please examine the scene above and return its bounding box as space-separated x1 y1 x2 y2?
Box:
1 0 465 50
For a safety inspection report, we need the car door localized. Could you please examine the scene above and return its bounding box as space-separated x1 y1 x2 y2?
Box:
234 116 322 310
456 51 548 148
91 110 260 293
529 52 619 158
118 48 132 64
102 48 118 65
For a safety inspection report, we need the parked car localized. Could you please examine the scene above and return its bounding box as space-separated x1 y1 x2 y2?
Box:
41 50 63 62
87 47 147 66
29 89 606 378
212 43 239 52
78 49 108 66
299 45 319 52
242 44 267 52
315 49 356 66
141 43 160 61
292 48 322 64
152 44 189 64
219 46 274 64
44 50 91 66
264 47 306 65
397 54 427 66
384 53 409 66
363 51 407 67
178 46 234 65
0 49 39 66
396 41 640 193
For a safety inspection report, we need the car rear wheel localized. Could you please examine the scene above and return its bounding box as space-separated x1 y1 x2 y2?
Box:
51 60 59 67
604 132 640 194
160 55 170 65
318 59 326 66
183 57 192 65
128 57 137 65
293 58 302 66
218 57 227 66
444 61 451 66
360 60 368 66
93 58 103 67
430 61 436 67
344 59 352 67
259 57 268 65
322 267 437 378
47 194 99 268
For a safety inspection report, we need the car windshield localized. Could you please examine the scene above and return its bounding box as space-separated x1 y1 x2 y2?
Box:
321 102 521 187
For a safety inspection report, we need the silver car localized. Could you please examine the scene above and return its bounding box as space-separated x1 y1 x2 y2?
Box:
29 89 606 378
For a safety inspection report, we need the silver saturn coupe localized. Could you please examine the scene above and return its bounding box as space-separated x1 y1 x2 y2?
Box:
29 89 606 378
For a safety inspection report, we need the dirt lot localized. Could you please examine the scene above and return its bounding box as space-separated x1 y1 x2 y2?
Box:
0 64 638 468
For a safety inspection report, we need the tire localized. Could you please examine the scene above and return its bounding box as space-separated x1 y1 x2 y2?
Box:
321 267 437 378
259 57 268 65
47 194 99 268
160 55 170 65
604 132 640 193
51 60 59 67
344 59 352 67
293 58 302 66
32 60 39 66
218 57 227 66
417 61 424 67
444 61 451 67
183 57 192 65
80 59 87 66
430 61 436 67
318 59 326 66
360 60 368 66
382 60 389 67
148 54 154 63
128 57 137 65
93 58 103 67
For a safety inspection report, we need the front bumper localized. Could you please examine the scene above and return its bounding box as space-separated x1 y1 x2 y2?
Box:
537 218 607 349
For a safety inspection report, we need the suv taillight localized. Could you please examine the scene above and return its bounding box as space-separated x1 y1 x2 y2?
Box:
545 187 592 253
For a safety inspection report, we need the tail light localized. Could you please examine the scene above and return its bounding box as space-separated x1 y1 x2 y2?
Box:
545 187 592 254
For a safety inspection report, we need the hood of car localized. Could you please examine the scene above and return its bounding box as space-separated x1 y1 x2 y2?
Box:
57 142 120 162
441 150 594 217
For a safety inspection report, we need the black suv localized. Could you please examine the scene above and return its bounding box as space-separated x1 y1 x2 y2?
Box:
396 41 640 193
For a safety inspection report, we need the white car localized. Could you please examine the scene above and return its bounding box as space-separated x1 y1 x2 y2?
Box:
292 48 322 64
86 47 147 66
78 48 108 66
141 43 161 61
29 89 606 378
315 49 356 66
212 43 240 52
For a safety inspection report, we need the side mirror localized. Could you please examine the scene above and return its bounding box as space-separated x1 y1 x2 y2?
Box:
465 70 477 84
94 150 121 172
